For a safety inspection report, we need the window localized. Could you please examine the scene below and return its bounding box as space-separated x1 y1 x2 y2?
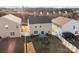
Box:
10 32 15 36
35 26 37 28
75 31 78 34
40 25 42 28
73 26 75 29
10 32 12 36
13 32 15 35
16 25 19 28
41 31 44 34
5 25 8 29
34 31 38 34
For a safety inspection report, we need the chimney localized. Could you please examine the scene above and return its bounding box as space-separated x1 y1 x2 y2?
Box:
47 12 49 15
53 11 56 14
34 12 36 16
64 11 68 14
40 11 43 16
58 11 61 14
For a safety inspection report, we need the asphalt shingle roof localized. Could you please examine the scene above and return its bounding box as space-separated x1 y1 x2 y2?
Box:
29 16 52 24
51 17 71 26
1 14 21 24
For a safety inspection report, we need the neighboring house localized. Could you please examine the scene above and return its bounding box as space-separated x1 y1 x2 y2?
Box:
52 17 79 36
28 16 52 35
61 19 79 36
0 14 21 38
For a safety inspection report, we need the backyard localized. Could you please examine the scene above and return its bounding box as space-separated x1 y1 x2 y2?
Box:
0 35 72 53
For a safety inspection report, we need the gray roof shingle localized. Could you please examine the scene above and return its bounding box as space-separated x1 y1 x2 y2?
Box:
29 16 52 24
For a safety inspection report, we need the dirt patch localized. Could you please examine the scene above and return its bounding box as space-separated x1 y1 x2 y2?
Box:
0 36 72 53
31 36 72 53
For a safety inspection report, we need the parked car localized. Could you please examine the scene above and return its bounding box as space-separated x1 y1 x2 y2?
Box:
62 32 76 41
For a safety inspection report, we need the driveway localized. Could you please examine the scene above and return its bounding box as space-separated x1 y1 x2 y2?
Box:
0 38 24 53
6 39 16 53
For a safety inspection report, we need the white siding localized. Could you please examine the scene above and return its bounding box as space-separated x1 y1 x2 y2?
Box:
29 23 52 35
0 17 21 38
61 20 79 35
52 24 62 35
21 32 30 36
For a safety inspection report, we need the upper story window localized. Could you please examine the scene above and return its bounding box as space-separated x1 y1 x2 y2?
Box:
5 25 8 29
16 25 19 28
40 25 42 28
35 26 37 28
73 26 75 29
